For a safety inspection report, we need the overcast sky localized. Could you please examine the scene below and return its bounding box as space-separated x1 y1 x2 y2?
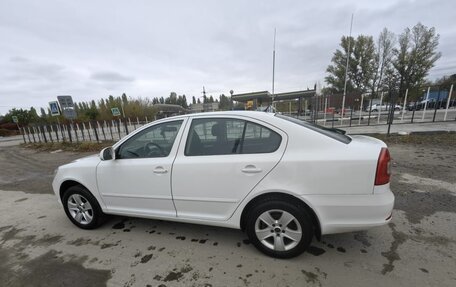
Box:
1 0 455 115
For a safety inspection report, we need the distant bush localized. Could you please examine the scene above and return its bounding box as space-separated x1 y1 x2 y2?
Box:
0 128 18 137
0 123 18 130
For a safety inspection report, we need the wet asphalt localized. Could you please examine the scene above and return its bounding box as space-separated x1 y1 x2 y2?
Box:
0 142 455 287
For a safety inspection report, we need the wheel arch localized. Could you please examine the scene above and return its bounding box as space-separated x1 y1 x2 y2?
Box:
239 192 321 240
59 180 90 201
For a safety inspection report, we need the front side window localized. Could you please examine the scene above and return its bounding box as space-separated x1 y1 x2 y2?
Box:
185 118 281 156
117 120 183 159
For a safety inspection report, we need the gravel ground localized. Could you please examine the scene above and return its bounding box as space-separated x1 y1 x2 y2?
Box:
0 137 455 287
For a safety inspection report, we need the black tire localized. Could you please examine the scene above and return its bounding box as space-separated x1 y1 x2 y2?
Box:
372 109 378 112
245 199 314 258
62 185 106 229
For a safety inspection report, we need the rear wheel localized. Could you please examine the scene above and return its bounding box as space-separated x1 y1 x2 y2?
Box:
246 200 314 258
62 185 106 229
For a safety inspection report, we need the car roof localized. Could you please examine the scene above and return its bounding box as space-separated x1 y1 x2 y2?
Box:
167 110 277 121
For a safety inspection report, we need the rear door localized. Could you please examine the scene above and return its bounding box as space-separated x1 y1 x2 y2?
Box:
171 116 287 221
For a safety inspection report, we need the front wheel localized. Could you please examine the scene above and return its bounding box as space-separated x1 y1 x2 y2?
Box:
246 200 314 258
62 185 106 229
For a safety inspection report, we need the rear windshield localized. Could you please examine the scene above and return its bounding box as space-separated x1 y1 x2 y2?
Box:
275 114 352 144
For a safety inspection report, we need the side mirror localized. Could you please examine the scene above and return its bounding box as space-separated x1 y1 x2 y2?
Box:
100 147 115 161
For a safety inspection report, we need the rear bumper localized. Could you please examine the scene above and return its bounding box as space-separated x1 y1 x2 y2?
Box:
302 184 394 235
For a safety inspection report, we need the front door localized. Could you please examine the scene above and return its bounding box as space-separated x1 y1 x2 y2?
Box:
97 119 186 218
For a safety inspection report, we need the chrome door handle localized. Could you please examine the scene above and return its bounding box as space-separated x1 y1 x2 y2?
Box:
241 165 262 174
153 167 168 174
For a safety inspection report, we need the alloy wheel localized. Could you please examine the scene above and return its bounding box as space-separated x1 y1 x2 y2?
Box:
67 194 94 225
254 209 302 251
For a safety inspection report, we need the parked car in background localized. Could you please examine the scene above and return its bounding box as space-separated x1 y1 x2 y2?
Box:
367 103 402 112
53 111 394 258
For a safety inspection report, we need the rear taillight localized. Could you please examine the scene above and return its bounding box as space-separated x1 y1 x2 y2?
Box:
375 148 391 186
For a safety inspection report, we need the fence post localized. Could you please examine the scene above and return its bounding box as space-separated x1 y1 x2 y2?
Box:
117 119 122 140
367 96 373 125
444 84 453 121
411 102 416 123
100 121 107 141
387 91 398 136
108 121 114 141
349 108 353 127
340 94 346 126
422 87 430 121
86 123 92 141
47 125 53 142
91 121 99 142
73 123 79 143
25 127 31 143
35 126 42 142
323 97 328 127
40 126 46 142
331 112 335 128
124 119 129 135
358 94 364 126
401 89 408 122
79 123 85 141
19 127 26 144
378 92 383 124
59 124 65 141
53 124 59 142
433 88 441 122
66 124 72 143
29 127 36 143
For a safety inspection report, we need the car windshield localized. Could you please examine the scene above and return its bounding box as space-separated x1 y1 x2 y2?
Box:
275 114 352 144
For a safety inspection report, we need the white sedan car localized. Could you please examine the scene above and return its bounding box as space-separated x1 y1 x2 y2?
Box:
53 111 394 258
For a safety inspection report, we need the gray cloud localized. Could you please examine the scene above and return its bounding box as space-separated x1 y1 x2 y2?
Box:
0 0 455 115
91 71 134 83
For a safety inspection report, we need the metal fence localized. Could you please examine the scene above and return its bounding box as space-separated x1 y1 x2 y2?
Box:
19 118 150 144
17 84 456 144
277 84 456 129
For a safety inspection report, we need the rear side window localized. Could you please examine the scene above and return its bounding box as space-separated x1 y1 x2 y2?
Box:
275 114 351 144
242 122 282 154
185 118 282 156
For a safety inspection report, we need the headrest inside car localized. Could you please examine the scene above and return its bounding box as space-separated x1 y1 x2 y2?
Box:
211 123 226 137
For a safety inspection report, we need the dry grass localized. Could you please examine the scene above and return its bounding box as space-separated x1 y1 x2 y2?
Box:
21 141 116 152
371 131 456 146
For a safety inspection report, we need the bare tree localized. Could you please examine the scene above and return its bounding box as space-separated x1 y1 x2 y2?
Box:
371 28 396 97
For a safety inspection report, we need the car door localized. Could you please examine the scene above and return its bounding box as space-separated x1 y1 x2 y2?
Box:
172 116 287 221
96 119 187 218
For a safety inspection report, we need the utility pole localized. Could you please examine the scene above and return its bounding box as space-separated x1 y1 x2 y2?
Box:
201 86 206 102
341 13 354 125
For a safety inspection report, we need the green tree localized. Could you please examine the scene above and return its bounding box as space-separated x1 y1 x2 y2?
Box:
393 23 441 98
326 35 376 94
3 108 39 125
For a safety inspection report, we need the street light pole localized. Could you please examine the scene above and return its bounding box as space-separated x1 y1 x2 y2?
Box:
341 13 354 125
272 28 276 108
